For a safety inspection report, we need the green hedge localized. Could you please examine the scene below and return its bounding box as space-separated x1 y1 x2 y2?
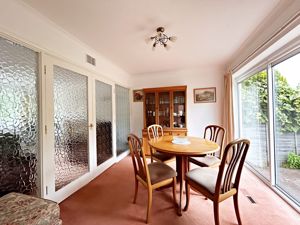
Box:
286 152 300 169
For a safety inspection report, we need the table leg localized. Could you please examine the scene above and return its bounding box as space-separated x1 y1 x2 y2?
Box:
176 155 188 216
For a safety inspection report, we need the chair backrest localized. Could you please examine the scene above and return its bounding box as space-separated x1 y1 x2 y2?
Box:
147 124 164 140
215 139 250 195
204 125 226 158
128 134 150 183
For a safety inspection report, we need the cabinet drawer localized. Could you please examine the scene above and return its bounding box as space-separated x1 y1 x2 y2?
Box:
172 132 186 136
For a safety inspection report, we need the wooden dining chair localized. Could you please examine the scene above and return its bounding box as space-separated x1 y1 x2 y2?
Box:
147 124 175 163
189 125 226 168
184 138 250 225
128 133 177 224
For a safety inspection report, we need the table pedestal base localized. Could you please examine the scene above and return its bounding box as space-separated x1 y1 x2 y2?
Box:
176 155 189 216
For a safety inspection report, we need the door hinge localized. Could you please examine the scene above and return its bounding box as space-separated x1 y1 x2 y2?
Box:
44 65 46 75
45 125 47 134
46 186 48 195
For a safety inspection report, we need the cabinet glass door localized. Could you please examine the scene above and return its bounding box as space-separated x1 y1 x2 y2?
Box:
145 93 156 127
173 91 186 128
158 92 170 128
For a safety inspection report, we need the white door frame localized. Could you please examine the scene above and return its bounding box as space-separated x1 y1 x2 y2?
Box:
41 53 117 202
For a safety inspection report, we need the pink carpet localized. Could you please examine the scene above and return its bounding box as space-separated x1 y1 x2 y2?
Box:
60 157 300 225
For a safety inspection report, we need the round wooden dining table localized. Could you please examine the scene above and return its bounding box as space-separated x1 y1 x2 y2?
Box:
148 136 219 216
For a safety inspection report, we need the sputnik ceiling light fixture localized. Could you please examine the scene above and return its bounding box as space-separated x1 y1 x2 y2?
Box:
150 27 177 50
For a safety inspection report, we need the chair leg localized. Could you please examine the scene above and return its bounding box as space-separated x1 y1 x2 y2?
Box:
183 181 190 211
233 194 242 225
146 187 152 224
150 148 154 163
213 201 220 225
133 178 138 204
172 177 177 207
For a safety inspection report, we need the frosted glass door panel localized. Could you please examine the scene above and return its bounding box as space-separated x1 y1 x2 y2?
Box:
95 80 112 165
53 65 88 191
116 85 130 155
0 37 39 196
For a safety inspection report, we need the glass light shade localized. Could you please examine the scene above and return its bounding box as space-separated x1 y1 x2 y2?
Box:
169 36 177 42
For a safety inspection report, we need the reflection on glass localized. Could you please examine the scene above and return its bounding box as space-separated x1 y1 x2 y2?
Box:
158 92 170 127
273 53 300 204
116 85 130 155
95 80 112 165
0 37 39 196
53 65 88 191
173 91 186 128
239 70 270 180
145 93 156 127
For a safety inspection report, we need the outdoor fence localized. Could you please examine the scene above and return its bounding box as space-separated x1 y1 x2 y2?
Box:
243 124 300 167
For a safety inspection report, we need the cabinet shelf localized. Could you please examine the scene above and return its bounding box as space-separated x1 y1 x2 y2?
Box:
142 86 187 155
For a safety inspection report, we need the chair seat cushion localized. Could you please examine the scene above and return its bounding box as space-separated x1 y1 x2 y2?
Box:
148 162 177 184
186 167 219 194
190 155 221 167
153 151 174 162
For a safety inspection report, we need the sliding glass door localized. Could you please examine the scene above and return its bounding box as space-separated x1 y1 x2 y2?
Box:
237 49 300 207
239 70 270 180
272 53 300 204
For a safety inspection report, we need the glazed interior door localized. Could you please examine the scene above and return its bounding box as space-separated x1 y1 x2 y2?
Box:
42 55 92 201
95 80 113 165
0 36 40 197
115 85 130 156
53 65 89 191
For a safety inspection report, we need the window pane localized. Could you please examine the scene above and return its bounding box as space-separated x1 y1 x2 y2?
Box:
239 70 270 180
273 53 300 204
116 85 130 155
53 65 89 191
95 80 112 165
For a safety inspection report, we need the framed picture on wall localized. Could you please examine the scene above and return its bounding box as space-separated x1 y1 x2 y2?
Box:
133 89 144 102
194 87 216 103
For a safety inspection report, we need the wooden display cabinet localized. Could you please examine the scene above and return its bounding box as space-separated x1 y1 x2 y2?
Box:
142 85 188 155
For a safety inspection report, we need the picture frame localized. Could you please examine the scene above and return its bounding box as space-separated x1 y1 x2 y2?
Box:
133 89 144 102
193 87 216 103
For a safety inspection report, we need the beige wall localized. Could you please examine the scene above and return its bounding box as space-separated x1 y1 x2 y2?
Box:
131 67 225 137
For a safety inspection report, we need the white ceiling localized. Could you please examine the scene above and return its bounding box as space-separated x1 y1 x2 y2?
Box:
22 0 281 75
